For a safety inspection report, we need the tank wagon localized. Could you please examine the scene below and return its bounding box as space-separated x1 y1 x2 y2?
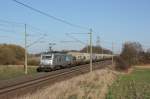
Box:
37 52 112 72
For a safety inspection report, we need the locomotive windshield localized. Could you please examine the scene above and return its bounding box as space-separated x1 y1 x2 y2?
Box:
42 55 52 60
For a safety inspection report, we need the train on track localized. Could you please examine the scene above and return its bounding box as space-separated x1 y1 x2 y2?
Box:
37 52 113 72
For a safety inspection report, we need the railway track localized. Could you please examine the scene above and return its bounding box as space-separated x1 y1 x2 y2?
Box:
0 60 112 99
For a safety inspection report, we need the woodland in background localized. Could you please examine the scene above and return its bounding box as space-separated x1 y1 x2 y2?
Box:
80 45 112 54
0 44 25 65
0 43 150 68
115 42 150 70
0 44 39 65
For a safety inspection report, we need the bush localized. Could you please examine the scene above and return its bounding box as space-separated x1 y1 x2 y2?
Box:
121 42 143 65
115 42 150 70
28 59 40 66
138 52 150 64
115 56 130 70
0 44 25 65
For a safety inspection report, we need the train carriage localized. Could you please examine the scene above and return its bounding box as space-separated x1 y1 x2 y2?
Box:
37 52 113 72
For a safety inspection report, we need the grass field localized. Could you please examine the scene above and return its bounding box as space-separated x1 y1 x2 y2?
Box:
106 68 150 99
0 65 37 81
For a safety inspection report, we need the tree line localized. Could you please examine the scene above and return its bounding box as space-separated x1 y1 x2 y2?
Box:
0 44 25 65
115 42 150 70
1 42 150 68
80 45 112 54
0 44 40 65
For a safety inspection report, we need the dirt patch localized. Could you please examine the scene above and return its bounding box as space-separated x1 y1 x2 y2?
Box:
134 64 150 69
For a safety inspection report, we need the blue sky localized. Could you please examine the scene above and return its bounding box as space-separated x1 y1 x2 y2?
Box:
0 0 150 53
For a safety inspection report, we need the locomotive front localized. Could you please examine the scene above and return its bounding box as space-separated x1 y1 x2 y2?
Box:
37 53 54 72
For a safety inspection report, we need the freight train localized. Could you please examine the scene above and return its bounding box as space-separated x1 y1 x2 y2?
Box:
37 52 113 72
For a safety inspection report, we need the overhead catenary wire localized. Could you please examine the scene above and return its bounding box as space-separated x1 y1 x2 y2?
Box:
0 19 49 39
0 21 20 29
12 0 89 30
0 28 15 33
27 34 47 48
0 19 26 35
66 33 86 45
0 19 24 26
0 35 10 38
0 23 14 27
26 24 48 36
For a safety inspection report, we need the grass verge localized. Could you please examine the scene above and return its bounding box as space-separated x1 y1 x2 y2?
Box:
16 68 117 99
0 65 37 81
106 68 150 99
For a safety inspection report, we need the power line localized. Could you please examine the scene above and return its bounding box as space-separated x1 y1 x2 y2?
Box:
26 24 48 36
0 19 48 38
27 34 47 48
66 33 86 45
96 36 100 47
0 23 13 27
12 0 89 30
0 28 15 33
0 19 24 26
0 35 10 38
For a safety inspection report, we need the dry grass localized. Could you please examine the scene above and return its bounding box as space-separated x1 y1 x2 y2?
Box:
0 65 37 80
134 64 150 69
16 68 118 99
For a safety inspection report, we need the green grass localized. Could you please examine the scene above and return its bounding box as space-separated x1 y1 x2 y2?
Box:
0 65 37 81
106 68 150 99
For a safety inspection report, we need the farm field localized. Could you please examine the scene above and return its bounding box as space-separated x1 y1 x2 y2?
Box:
106 67 150 99
0 65 37 81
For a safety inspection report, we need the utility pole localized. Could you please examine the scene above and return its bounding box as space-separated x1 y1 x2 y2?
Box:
87 39 89 53
102 44 104 59
65 32 92 72
24 24 28 74
89 29 93 72
112 42 114 66
100 40 104 59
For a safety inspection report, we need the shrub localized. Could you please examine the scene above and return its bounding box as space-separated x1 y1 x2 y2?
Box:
120 42 143 65
0 44 25 65
115 56 130 70
27 59 40 66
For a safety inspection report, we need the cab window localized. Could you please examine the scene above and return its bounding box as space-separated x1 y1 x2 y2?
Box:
42 55 52 59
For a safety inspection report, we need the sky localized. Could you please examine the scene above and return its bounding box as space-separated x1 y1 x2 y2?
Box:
0 0 150 53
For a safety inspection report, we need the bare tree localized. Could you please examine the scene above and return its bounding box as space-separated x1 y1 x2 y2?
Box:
121 42 143 65
80 45 112 54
